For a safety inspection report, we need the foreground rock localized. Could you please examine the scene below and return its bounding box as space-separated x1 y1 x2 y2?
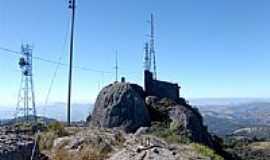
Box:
90 82 151 132
0 134 40 160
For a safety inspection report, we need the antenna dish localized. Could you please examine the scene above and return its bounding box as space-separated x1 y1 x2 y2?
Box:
19 57 27 67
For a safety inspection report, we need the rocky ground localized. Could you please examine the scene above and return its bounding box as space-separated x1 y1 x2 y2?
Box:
0 126 47 160
0 134 36 160
42 126 224 160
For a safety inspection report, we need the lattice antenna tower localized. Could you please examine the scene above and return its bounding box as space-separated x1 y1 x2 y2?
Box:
16 44 37 122
144 42 150 71
114 50 119 82
150 13 157 79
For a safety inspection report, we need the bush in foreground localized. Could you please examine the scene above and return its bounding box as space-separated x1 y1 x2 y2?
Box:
38 122 68 151
148 122 191 144
192 143 224 160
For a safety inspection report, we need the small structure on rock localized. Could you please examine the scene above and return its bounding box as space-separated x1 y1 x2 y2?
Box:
144 70 180 101
143 13 181 102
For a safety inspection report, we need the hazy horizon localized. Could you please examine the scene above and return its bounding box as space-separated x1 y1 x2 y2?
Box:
1 97 270 121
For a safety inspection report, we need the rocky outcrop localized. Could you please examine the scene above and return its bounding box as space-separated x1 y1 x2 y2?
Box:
90 82 151 133
88 81 233 159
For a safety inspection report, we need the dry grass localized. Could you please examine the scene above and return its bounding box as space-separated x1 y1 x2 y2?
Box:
52 145 111 160
38 131 58 150
38 122 70 151
249 142 270 151
41 127 126 160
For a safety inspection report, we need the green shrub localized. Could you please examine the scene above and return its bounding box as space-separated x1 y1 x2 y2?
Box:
192 143 224 160
149 122 191 144
38 122 68 151
15 122 32 130
38 131 58 150
47 122 68 137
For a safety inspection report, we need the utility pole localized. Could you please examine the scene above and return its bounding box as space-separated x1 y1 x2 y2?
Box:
115 50 119 82
67 0 76 126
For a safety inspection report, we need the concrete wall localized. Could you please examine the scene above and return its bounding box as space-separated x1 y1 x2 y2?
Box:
144 70 180 101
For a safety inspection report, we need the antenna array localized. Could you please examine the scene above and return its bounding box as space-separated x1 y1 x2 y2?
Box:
16 44 37 122
144 13 157 79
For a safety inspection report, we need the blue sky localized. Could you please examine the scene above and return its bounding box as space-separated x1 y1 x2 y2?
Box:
0 0 270 106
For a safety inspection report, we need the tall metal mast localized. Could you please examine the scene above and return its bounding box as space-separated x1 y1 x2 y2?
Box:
16 44 37 123
150 13 157 79
67 0 76 126
115 50 119 82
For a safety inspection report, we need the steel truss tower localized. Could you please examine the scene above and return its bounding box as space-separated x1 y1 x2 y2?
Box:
144 43 150 71
16 44 37 122
144 14 157 79
115 50 119 82
150 14 157 80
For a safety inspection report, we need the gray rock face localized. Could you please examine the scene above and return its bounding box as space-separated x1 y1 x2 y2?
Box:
90 82 151 133
0 134 39 160
146 97 215 148
168 104 214 147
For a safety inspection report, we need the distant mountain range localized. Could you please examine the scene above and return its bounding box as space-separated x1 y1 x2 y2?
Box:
189 97 270 106
193 99 270 138
0 102 93 122
1 98 270 139
0 115 57 126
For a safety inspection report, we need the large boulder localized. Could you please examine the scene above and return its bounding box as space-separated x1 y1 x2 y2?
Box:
90 82 151 133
